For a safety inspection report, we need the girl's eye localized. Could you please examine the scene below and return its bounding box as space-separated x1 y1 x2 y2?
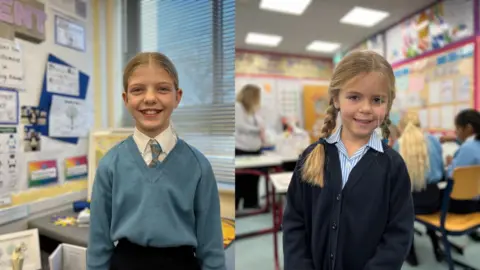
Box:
347 96 359 101
373 97 383 103
158 87 170 92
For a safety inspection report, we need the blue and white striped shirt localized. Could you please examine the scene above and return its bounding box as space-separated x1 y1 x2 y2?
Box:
325 126 384 188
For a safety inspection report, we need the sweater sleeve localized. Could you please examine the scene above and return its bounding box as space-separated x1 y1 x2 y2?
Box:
195 160 226 270
87 158 115 270
235 103 261 133
363 154 414 270
282 146 315 270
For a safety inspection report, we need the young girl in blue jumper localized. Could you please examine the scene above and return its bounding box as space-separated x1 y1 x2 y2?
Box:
447 109 480 240
282 51 414 270
87 52 225 270
393 111 445 265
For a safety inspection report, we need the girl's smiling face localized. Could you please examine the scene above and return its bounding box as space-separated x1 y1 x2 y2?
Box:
123 64 182 138
334 72 389 142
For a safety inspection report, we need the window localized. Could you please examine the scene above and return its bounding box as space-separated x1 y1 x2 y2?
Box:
122 0 235 184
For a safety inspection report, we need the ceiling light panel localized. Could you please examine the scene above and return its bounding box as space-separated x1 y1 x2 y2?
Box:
306 41 341 53
259 0 312 15
245 32 283 47
340 6 389 27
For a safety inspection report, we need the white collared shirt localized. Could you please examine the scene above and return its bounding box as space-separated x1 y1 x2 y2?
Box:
132 125 177 164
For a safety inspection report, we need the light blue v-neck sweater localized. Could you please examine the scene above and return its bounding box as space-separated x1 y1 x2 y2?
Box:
87 136 225 270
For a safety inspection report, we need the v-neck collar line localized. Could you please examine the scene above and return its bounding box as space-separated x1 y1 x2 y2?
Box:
126 135 184 182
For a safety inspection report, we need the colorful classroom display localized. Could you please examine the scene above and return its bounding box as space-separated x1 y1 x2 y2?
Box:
390 42 474 131
28 160 58 187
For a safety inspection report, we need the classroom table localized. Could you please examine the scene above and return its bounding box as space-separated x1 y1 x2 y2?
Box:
28 210 236 270
269 172 293 270
234 152 298 250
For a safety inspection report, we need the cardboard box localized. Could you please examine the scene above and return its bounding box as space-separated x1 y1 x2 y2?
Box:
49 243 86 270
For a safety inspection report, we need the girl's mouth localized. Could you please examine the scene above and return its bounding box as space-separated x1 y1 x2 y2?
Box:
140 109 162 116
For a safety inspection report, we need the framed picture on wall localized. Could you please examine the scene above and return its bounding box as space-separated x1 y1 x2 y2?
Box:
54 15 86 52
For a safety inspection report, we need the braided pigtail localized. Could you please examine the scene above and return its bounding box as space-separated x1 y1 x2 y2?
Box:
381 117 391 141
302 100 338 187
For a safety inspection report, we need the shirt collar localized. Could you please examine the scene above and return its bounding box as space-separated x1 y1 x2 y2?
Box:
133 125 177 154
325 125 384 153
466 134 475 142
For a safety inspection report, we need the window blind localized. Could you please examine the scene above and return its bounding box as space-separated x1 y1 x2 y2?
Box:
122 0 235 184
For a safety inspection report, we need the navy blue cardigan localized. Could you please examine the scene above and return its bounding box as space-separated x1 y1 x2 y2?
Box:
283 140 414 270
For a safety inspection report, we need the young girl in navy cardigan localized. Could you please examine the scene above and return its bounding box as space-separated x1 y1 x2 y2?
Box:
87 52 225 270
282 50 414 270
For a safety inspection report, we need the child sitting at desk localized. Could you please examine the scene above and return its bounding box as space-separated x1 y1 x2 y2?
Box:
446 109 480 241
393 111 444 266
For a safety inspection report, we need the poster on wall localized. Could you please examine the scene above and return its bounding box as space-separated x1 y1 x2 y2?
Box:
50 0 88 19
55 15 86 52
47 62 80 96
0 38 25 90
386 0 473 63
64 155 88 181
28 159 58 187
235 52 333 80
0 126 19 195
0 88 18 125
391 42 474 131
348 33 385 57
49 95 92 138
302 85 329 143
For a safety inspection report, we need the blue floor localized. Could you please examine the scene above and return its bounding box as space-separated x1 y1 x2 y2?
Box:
235 213 480 269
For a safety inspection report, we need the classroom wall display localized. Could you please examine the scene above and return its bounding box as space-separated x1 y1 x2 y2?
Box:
49 95 91 138
235 77 313 132
0 229 41 270
0 126 19 195
347 33 385 57
0 88 19 125
0 0 47 43
38 54 91 144
54 15 86 52
302 84 330 143
391 41 474 132
64 155 87 181
5 0 94 209
88 129 134 200
236 51 333 80
28 159 58 187
386 0 474 64
50 0 88 20
0 38 25 90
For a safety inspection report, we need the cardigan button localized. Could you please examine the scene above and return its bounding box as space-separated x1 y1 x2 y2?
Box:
330 253 334 260
332 223 337 230
336 194 341 201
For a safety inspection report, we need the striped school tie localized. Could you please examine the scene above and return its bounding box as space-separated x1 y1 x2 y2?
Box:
148 139 162 167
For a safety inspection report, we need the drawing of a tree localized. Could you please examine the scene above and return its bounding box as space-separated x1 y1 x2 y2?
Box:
65 105 79 130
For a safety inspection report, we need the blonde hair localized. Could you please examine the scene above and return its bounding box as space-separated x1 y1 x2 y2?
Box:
302 51 396 187
398 111 429 191
237 84 261 114
123 52 179 92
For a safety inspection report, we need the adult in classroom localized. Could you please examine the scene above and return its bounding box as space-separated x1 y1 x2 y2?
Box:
235 84 265 210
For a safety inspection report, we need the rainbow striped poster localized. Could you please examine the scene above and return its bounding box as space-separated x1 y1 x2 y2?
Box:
65 156 88 180
28 160 58 187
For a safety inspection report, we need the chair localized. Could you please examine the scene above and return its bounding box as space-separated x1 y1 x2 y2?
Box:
416 165 480 270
